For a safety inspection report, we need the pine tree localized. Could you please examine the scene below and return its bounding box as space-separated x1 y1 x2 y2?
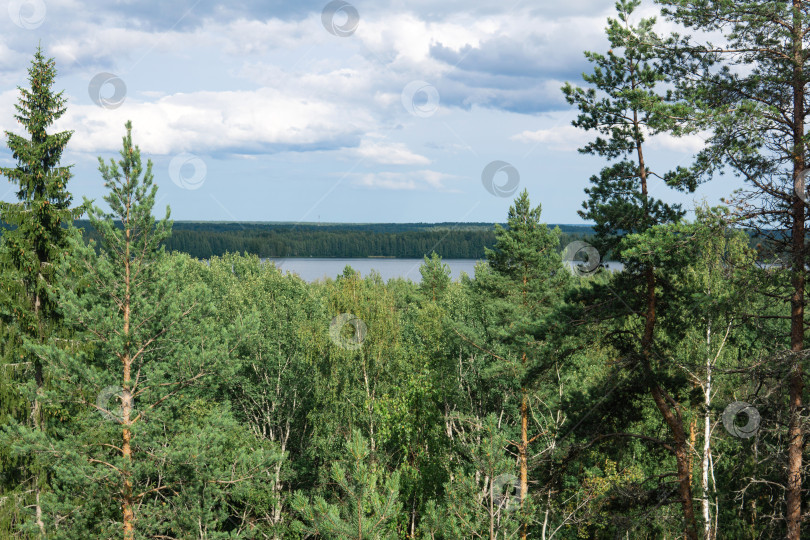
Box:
292 430 401 539
0 45 83 537
2 122 282 538
428 414 522 539
655 2 810 536
93 120 171 539
419 251 451 302
471 189 570 539
562 2 702 537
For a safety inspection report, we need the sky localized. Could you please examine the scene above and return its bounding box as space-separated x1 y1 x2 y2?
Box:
0 0 743 224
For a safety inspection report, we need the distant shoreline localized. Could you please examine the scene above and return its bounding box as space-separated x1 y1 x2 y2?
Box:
72 220 596 260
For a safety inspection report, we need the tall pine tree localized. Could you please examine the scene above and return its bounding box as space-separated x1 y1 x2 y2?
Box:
563 2 702 537
655 2 810 536
6 122 282 538
470 189 570 539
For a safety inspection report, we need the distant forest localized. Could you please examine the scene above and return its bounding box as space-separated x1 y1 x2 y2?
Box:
74 220 597 259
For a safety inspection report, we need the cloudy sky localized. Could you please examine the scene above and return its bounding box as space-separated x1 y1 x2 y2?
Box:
0 0 739 223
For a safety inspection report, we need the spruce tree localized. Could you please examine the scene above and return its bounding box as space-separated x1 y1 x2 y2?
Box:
0 45 80 337
0 45 83 537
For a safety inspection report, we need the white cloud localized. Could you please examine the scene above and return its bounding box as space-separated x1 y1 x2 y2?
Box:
357 170 460 190
647 132 708 153
0 89 20 137
513 124 709 155
353 137 430 165
511 124 589 152
49 87 376 156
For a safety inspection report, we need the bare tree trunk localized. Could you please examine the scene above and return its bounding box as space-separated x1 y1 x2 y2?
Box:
787 6 805 536
34 489 44 537
122 226 135 540
701 319 712 540
541 491 551 540
519 354 528 540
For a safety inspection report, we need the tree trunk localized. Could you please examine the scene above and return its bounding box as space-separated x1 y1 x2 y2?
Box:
648 381 699 540
489 472 495 540
642 267 699 540
520 354 528 540
122 226 134 540
787 5 805 537
32 294 45 538
34 489 44 538
701 319 712 540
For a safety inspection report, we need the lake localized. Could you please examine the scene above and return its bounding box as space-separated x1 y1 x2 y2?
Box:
263 258 479 282
261 258 625 283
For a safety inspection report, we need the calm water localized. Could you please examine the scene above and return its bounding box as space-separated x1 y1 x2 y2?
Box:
261 258 625 283
264 258 480 283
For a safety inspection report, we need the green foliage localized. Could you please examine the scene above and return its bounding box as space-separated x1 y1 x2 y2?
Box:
293 430 401 539
0 45 83 334
0 46 84 538
427 414 522 539
1 12 807 540
562 0 695 258
419 252 451 302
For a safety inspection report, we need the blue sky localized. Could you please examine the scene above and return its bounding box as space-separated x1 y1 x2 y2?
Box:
0 0 741 223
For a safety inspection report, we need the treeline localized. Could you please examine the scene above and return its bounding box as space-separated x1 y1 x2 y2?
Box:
2 2 810 539
7 219 771 261
73 220 595 259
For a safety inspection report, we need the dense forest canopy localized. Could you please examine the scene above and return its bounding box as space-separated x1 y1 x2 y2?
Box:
3 220 776 262
77 221 595 260
1 1 809 539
